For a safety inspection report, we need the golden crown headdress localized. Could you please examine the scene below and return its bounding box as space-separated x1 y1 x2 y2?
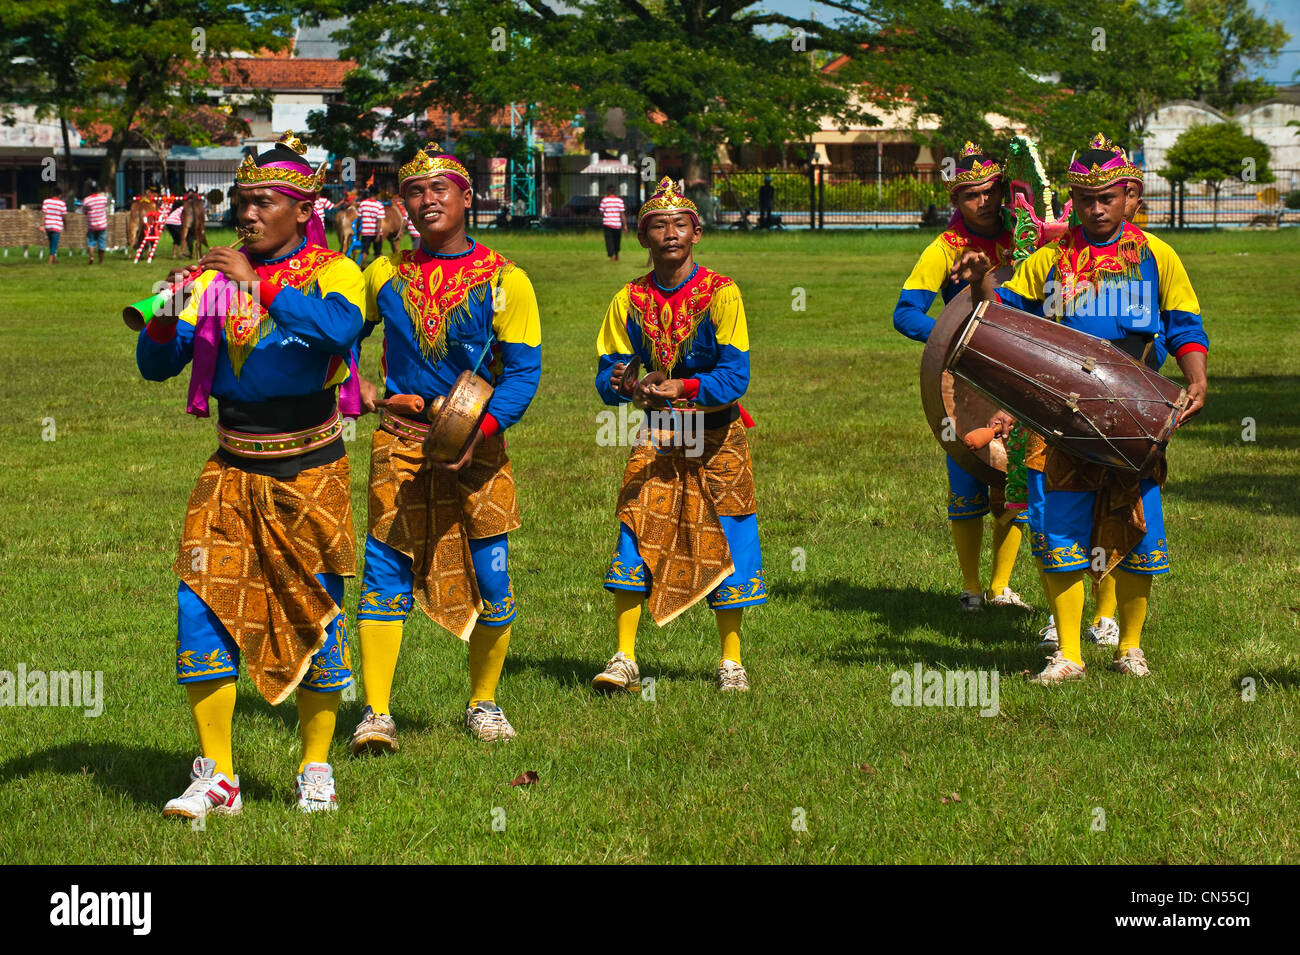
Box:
637 177 699 227
235 130 325 194
1067 132 1144 189
398 146 470 187
947 141 1002 194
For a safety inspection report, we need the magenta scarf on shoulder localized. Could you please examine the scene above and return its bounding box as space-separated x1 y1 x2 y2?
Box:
185 179 360 418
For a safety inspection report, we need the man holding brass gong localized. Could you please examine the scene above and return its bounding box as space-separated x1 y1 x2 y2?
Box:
350 148 541 747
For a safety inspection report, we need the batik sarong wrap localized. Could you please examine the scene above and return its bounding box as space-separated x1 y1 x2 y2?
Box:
367 426 520 640
174 454 355 705
1044 445 1166 580
615 416 757 625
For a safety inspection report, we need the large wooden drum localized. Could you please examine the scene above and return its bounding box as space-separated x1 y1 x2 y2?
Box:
920 271 1013 486
945 300 1187 474
425 370 493 462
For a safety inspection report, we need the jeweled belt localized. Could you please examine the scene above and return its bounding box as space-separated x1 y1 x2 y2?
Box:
379 407 430 442
217 411 343 459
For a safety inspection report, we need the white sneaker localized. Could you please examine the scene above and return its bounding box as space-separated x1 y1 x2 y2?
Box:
295 762 338 813
986 587 1033 610
718 659 750 692
1086 616 1120 646
958 590 983 612
1030 650 1086 685
592 651 640 693
163 756 242 819
1110 647 1152 677
465 701 517 741
1036 615 1059 651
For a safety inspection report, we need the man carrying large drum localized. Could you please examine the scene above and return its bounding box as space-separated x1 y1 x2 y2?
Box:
951 133 1209 684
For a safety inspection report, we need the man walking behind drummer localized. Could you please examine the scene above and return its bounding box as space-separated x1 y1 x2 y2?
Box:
892 143 1031 613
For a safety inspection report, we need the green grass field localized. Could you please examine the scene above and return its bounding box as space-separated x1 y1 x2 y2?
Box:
1 227 1297 864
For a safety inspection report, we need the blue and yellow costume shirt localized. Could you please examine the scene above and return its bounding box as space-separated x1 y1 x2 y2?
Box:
997 222 1208 368
893 219 1016 343
136 239 364 398
596 264 749 406
360 238 541 434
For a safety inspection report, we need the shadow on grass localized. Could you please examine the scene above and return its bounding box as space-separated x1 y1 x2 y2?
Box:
777 578 1043 671
0 742 272 808
1234 668 1300 693
1171 472 1300 518
504 652 708 688
1171 375 1300 449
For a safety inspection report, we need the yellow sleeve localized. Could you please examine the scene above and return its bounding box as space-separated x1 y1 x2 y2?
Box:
361 255 396 326
317 255 366 314
492 265 541 346
597 288 635 356
1145 233 1201 315
902 236 958 293
709 281 749 352
1001 244 1056 303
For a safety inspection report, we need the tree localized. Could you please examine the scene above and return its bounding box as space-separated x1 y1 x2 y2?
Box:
1162 120 1272 227
0 0 300 187
1184 0 1290 109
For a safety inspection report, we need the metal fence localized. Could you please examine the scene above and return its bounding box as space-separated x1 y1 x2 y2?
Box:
1137 168 1300 228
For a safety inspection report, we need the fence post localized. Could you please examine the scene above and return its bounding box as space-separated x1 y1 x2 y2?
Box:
1177 180 1184 230
808 164 816 231
817 167 825 229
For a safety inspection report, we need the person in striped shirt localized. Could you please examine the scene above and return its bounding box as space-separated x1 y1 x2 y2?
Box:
42 187 68 264
357 189 386 262
82 183 111 264
599 185 626 261
312 195 334 238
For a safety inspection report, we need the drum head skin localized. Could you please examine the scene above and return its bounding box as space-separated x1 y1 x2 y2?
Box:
920 269 1013 486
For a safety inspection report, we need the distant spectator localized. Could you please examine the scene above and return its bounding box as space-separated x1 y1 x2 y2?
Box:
82 182 110 264
164 197 185 250
758 175 775 228
920 203 945 227
313 194 335 232
42 186 67 265
599 184 625 261
358 189 386 258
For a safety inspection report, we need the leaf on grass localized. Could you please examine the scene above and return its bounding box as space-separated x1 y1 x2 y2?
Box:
941 792 961 804
859 763 876 775
509 770 539 787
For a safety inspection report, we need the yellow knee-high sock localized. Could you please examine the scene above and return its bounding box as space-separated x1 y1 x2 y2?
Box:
1037 561 1051 607
358 619 403 715
988 520 1023 594
1043 570 1086 665
716 608 743 666
1114 569 1152 659
468 622 511 706
951 518 984 593
614 589 643 662
186 677 236 779
1093 572 1118 624
297 690 340 772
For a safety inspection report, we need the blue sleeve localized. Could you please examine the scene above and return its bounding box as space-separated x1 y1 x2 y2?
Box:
596 352 634 406
694 344 749 406
484 341 540 431
893 288 938 343
136 321 195 382
1162 309 1208 354
267 287 364 356
996 287 1045 317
